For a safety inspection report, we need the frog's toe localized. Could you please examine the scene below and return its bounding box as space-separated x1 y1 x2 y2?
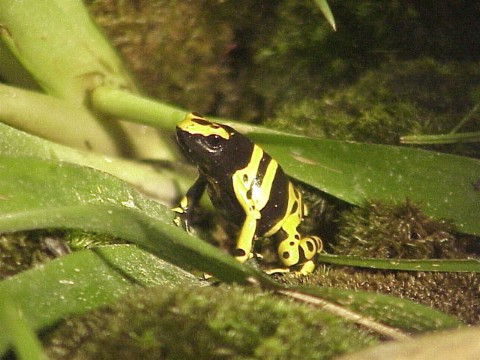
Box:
234 248 251 263
294 260 316 276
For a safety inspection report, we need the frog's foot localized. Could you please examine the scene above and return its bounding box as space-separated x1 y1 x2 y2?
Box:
294 260 316 276
263 260 316 276
172 207 195 235
253 252 263 260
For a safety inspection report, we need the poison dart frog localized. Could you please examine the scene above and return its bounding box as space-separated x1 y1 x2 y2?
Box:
173 113 323 275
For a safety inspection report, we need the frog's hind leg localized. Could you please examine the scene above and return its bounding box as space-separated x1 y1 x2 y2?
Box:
275 230 323 275
295 235 323 275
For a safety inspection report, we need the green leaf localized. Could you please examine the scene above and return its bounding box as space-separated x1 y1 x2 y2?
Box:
317 254 480 272
0 119 184 203
401 131 480 144
242 130 480 236
314 0 336 31
0 156 462 352
0 296 47 360
0 0 173 159
0 245 201 356
0 0 133 101
95 97 478 237
0 155 274 286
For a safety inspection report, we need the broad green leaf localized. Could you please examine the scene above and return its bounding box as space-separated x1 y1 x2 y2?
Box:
0 119 183 204
0 245 201 356
0 156 462 353
0 155 274 286
0 0 133 102
241 130 480 236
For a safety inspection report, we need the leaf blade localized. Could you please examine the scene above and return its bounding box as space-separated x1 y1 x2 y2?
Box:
245 132 480 236
0 245 201 356
0 155 275 285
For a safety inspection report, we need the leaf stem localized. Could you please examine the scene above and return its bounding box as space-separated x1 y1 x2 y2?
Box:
91 86 186 130
400 131 480 144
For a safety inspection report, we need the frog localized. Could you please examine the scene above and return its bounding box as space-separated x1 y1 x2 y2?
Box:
173 113 323 275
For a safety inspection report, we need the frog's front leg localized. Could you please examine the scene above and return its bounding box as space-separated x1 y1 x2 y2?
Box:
231 169 261 263
234 214 258 263
173 175 207 233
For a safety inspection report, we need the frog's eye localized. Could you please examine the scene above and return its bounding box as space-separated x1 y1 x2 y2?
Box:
197 134 223 153
206 134 222 148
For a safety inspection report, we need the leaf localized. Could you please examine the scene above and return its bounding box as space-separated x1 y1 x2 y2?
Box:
242 130 480 236
0 155 274 286
0 0 133 101
57 87 480 237
317 254 480 273
0 296 47 360
400 131 480 144
0 0 171 159
336 327 480 360
0 245 201 356
314 0 336 31
0 119 184 203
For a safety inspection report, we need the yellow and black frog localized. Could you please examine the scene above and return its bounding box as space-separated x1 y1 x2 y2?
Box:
174 113 322 275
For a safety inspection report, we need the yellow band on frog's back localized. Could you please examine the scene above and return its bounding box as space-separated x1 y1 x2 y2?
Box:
178 113 231 139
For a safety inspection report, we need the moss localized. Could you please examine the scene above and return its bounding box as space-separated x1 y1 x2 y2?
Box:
332 200 478 260
0 231 68 279
86 0 267 121
42 285 377 359
0 230 130 279
86 1 480 126
275 200 480 325
307 268 480 326
64 230 127 250
268 58 480 156
249 1 480 114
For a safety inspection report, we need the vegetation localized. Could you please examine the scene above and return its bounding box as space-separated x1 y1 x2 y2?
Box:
0 0 478 359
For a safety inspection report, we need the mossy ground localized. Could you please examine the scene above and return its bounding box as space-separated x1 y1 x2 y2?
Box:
41 285 377 360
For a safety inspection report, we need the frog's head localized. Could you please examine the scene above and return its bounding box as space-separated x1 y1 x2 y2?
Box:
176 113 251 173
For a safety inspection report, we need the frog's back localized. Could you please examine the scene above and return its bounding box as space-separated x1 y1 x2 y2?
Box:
203 148 291 237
